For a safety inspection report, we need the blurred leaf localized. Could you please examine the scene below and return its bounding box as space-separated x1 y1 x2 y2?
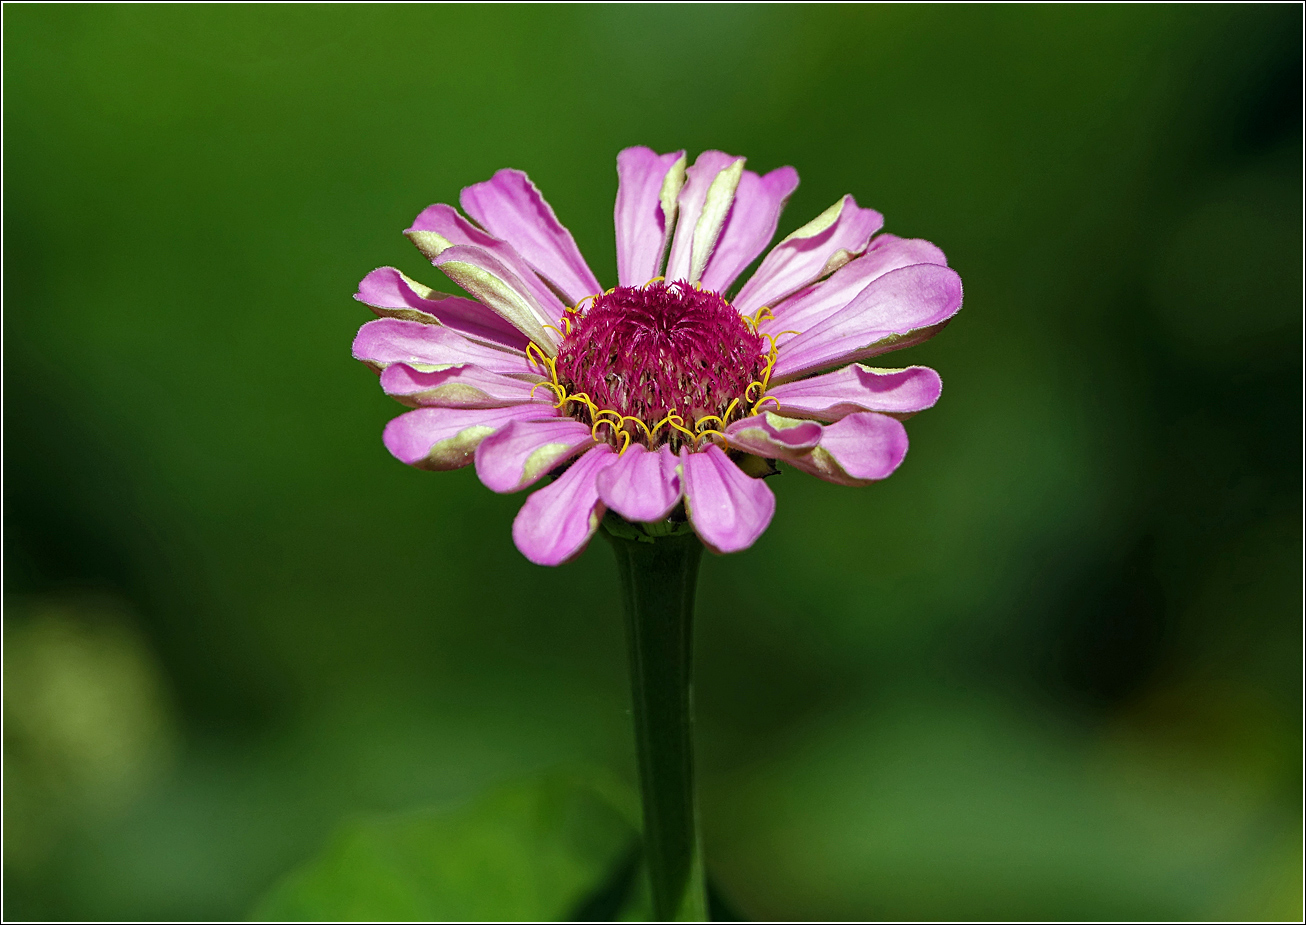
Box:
3 595 176 873
254 771 640 922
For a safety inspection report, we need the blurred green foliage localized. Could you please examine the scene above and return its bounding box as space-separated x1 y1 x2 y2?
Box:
4 4 1300 921
255 773 641 921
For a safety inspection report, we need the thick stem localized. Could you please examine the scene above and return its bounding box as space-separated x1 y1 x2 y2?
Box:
606 528 708 922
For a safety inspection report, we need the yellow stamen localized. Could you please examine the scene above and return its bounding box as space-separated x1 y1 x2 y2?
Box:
655 410 697 442
567 391 600 419
593 408 625 428
524 341 550 372
529 380 566 405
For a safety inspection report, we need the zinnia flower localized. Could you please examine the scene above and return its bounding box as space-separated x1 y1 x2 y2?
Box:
353 148 963 565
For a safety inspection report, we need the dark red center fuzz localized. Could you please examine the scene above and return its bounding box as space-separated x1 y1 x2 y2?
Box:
554 280 766 443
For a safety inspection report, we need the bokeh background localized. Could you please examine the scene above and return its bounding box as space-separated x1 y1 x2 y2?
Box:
4 4 1302 921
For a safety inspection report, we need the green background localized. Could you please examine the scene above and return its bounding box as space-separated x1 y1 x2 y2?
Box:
4 4 1301 920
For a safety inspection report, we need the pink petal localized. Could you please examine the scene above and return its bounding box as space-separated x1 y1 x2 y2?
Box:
595 444 682 522
352 318 535 378
460 169 602 305
430 244 563 352
407 204 565 335
664 150 746 283
512 445 618 566
474 418 597 493
785 411 908 486
615 147 687 287
771 264 963 382
722 413 823 460
383 404 557 471
355 268 529 352
680 444 776 555
764 234 948 336
699 166 800 296
380 363 550 408
733 195 884 315
766 364 942 420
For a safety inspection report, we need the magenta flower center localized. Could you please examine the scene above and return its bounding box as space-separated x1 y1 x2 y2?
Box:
554 280 766 445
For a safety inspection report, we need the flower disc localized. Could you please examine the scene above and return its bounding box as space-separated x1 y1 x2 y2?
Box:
554 280 766 443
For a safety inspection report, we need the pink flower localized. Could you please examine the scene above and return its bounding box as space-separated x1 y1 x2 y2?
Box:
353 148 963 565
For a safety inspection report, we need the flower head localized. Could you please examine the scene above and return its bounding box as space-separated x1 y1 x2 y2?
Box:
353 148 963 565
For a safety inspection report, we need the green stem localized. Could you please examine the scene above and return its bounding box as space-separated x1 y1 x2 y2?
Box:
605 525 708 922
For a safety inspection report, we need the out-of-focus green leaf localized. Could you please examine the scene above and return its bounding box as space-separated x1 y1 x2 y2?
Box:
253 772 640 922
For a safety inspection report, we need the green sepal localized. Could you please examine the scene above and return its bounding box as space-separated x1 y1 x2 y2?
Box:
601 511 695 544
734 452 779 479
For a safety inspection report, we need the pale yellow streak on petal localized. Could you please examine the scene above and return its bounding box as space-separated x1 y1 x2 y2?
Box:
762 411 812 431
729 424 814 461
397 383 493 408
689 157 745 282
360 358 456 374
436 259 559 354
795 446 873 487
817 246 858 279
659 155 688 235
367 305 439 325
405 230 455 262
779 196 845 244
522 442 582 485
655 154 688 279
397 270 437 299
419 425 497 471
728 423 770 444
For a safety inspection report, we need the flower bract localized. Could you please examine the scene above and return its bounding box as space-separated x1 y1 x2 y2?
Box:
353 148 963 565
